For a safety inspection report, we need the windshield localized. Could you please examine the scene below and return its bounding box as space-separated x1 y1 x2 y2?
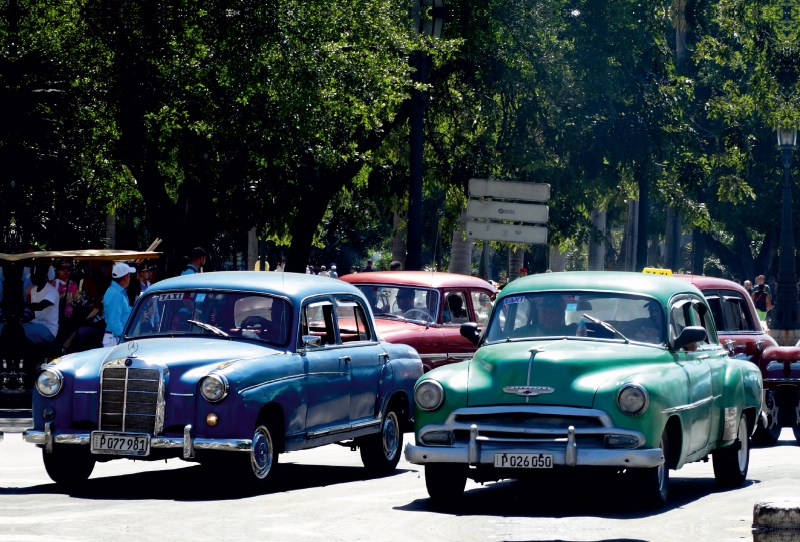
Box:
485 291 664 345
127 291 292 346
352 285 440 324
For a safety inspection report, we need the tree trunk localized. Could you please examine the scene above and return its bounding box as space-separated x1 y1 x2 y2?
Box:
549 245 567 272
448 209 472 275
636 173 649 271
508 246 524 281
624 200 639 271
691 227 705 275
391 212 407 266
587 208 606 271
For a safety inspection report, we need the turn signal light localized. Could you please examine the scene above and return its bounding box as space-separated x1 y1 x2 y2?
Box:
206 413 219 427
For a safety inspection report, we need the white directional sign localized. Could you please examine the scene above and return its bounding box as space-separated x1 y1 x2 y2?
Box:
467 200 548 223
469 178 550 202
466 221 548 245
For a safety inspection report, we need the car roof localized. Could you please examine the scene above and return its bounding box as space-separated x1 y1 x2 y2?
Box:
341 271 496 292
498 271 703 306
145 271 365 302
674 274 751 297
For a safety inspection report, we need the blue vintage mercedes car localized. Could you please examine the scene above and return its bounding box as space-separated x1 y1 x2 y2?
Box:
23 272 422 486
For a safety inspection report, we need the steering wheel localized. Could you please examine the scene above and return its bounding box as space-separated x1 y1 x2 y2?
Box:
403 308 432 321
241 316 269 329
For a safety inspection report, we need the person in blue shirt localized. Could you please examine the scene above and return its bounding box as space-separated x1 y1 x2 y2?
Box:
103 262 135 347
182 247 207 275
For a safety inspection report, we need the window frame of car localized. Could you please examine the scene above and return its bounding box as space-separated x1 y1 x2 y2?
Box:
124 288 295 347
712 288 759 334
441 289 473 326
350 283 440 324
668 293 720 347
297 294 379 353
469 289 494 327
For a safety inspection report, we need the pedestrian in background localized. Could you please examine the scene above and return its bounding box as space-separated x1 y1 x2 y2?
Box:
752 283 773 321
275 257 286 272
362 259 375 272
389 261 403 271
103 263 135 347
744 280 752 295
318 265 329 277
182 247 207 275
329 264 338 278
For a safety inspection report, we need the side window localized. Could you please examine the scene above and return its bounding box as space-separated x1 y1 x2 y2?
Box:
720 290 755 332
334 298 372 343
689 300 716 344
302 301 336 346
704 292 725 332
442 291 471 325
670 300 691 340
471 291 493 325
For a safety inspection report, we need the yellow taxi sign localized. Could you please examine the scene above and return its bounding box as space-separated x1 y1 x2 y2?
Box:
642 267 673 276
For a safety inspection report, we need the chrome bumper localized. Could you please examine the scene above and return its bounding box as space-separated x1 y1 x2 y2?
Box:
406 411 664 469
23 423 251 459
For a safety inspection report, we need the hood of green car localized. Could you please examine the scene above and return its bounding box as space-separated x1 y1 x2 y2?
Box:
467 339 669 407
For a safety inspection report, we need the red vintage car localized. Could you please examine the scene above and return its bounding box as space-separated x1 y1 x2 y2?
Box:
340 271 496 372
675 274 783 444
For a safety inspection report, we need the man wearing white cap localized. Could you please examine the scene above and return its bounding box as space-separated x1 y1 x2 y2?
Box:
103 262 136 347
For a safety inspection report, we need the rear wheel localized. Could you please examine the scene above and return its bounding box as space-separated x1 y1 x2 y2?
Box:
630 428 669 508
425 463 468 503
360 407 403 474
42 445 95 486
713 414 750 487
753 390 781 446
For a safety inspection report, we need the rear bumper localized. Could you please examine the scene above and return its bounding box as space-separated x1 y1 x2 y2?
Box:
23 423 251 458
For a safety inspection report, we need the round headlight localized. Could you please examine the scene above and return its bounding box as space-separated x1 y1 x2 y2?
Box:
415 380 444 412
200 374 229 403
617 384 649 417
36 369 63 398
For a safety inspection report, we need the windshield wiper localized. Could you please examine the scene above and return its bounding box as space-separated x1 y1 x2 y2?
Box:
581 314 629 344
188 320 230 339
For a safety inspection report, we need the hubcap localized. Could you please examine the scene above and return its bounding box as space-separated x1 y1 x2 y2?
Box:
382 412 399 460
767 391 780 431
657 437 666 490
251 426 273 479
737 417 748 471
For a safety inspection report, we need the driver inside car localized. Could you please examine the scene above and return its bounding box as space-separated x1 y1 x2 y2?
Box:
393 289 416 315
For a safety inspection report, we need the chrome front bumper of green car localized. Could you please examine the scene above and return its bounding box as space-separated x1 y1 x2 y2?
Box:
404 405 664 469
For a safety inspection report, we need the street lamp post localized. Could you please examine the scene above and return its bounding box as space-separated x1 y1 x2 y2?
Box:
406 0 445 271
769 127 800 343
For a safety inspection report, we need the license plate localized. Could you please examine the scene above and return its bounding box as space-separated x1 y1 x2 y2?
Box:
91 431 150 457
494 453 553 469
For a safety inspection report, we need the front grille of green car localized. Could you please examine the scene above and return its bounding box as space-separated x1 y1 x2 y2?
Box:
453 412 604 430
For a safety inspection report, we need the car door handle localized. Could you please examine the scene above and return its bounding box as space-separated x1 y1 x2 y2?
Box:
697 354 710 359
339 356 352 363
378 353 390 363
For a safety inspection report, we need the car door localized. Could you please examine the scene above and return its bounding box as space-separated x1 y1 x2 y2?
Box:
332 296 388 424
670 296 713 454
300 298 351 433
441 290 477 364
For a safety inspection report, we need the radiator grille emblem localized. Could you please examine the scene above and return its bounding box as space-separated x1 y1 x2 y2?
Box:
503 386 555 397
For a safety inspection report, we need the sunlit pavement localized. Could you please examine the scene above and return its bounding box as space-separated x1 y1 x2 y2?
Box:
0 412 796 542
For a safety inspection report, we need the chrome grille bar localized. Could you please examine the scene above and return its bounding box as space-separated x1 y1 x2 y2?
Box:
99 364 161 434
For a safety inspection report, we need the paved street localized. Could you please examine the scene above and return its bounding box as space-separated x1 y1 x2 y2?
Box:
0 411 796 541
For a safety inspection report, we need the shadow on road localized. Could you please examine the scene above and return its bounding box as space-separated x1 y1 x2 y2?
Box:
0 461 414 501
394 470 758 519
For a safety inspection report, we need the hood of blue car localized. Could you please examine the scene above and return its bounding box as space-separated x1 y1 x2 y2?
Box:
54 337 281 393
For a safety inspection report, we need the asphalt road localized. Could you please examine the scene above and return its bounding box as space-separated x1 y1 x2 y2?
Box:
0 410 796 542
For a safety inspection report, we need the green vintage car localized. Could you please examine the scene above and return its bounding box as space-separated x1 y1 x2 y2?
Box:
404 271 763 507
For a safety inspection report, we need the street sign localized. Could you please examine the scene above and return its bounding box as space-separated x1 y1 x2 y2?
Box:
466 221 548 245
468 178 550 202
467 200 549 224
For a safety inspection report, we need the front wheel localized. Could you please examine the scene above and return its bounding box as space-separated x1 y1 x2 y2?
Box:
360 408 403 474
753 390 781 446
425 463 468 503
630 428 669 508
231 424 279 487
713 414 750 487
42 445 96 486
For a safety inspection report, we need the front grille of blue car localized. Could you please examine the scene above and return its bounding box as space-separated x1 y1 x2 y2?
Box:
99 367 161 434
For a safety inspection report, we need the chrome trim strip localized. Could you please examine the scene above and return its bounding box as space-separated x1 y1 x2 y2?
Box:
660 394 721 414
444 405 615 428
238 374 304 395
306 419 381 439
74 391 98 394
764 378 800 382
183 424 195 459
169 393 194 397
44 422 53 454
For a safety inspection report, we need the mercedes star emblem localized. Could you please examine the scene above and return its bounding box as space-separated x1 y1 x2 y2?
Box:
127 341 139 356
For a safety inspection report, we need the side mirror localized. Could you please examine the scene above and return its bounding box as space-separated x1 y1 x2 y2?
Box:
460 322 481 346
300 335 322 353
671 326 707 352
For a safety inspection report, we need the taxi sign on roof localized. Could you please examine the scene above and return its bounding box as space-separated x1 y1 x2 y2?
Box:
642 268 673 276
